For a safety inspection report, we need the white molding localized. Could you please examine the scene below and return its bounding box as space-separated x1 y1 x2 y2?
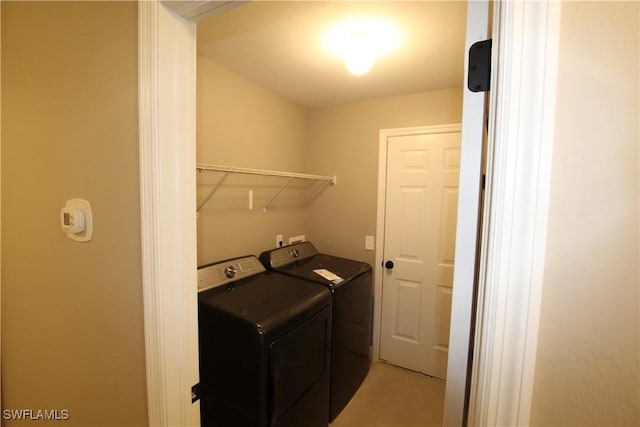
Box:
469 1 561 426
139 1 562 426
0 3 3 402
139 2 199 426
443 1 490 425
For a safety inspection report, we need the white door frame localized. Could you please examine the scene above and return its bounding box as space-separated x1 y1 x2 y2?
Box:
138 2 199 426
467 2 561 425
140 1 562 426
443 1 491 424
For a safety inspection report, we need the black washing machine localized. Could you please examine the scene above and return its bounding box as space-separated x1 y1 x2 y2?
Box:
197 255 332 427
259 242 373 421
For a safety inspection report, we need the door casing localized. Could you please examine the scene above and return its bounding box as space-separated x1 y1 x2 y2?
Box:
140 1 562 426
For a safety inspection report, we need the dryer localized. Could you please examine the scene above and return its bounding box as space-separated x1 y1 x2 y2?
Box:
259 242 373 421
198 255 332 427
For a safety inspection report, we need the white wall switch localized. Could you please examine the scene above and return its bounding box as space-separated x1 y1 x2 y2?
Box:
365 235 375 251
276 234 284 247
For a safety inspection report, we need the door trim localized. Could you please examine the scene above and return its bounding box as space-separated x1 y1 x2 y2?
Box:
443 2 491 425
139 2 199 426
373 123 462 365
143 0 561 425
468 1 561 425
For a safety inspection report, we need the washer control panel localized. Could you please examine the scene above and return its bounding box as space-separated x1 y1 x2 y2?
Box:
198 256 265 292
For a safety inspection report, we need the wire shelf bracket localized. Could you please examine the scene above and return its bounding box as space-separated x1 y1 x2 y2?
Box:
196 163 336 212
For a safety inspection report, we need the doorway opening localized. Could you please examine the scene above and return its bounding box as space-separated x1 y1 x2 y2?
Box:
193 2 474 426
141 1 561 425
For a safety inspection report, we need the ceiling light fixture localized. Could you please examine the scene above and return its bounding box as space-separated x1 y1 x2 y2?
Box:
324 17 402 76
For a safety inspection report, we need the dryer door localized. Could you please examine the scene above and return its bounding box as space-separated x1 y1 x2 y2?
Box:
269 306 331 427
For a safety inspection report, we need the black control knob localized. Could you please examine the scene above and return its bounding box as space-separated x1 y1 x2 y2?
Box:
384 260 394 270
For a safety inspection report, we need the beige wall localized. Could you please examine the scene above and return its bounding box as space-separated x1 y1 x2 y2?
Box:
306 88 463 265
1 2 148 426
531 2 639 425
197 57 309 264
196 56 462 266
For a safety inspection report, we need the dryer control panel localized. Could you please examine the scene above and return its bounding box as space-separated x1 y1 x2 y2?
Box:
198 256 266 292
262 241 319 268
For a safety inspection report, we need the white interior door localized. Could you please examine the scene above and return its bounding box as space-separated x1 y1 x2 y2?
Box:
379 126 461 380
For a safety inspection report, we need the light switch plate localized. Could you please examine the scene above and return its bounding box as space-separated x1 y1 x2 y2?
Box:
365 235 375 251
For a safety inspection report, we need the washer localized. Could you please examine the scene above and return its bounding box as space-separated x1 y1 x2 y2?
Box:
197 255 332 427
259 242 373 421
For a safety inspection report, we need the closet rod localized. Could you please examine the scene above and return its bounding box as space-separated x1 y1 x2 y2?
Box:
196 163 337 185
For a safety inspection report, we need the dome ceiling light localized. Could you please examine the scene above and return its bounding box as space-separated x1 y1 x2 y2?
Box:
324 17 403 76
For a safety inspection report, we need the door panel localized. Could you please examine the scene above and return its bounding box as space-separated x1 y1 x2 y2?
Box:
400 189 426 259
380 130 461 379
393 279 422 343
436 287 453 348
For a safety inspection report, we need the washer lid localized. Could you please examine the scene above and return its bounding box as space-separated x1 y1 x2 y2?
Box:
198 270 331 333
275 253 371 286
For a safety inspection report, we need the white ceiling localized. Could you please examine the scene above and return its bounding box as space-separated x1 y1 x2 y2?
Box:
197 1 468 108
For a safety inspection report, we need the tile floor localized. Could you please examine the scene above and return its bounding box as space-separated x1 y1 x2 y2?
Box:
330 361 446 427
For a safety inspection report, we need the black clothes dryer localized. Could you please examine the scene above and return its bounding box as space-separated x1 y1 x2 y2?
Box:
259 242 373 421
197 255 332 427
